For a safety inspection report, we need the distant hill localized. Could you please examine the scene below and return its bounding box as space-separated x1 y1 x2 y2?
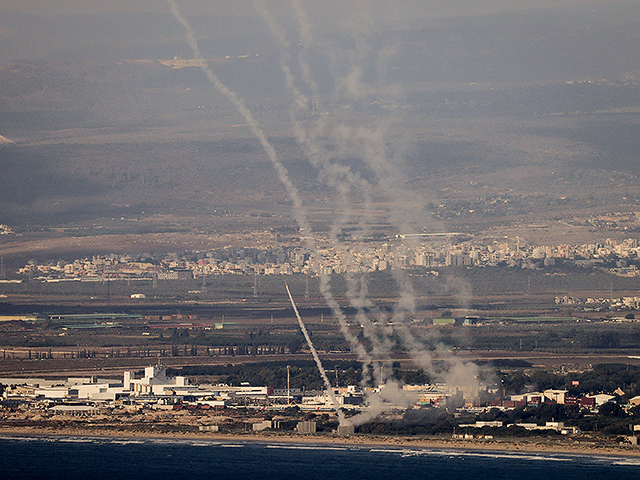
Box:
1 4 640 235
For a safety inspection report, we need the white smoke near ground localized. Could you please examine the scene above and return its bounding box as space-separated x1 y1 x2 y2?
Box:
167 0 482 426
348 378 410 426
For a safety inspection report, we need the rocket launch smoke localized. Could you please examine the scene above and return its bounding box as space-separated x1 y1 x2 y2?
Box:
286 283 348 426
167 0 483 424
165 0 309 235
256 0 484 416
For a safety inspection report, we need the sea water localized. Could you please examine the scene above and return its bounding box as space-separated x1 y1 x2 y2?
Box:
0 435 639 480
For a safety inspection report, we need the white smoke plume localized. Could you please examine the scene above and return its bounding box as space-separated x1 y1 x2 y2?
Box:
265 3 428 409
168 0 483 424
349 378 410 426
264 0 420 385
253 0 390 386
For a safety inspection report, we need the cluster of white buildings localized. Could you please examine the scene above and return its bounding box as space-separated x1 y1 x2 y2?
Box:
1 366 273 406
14 233 640 282
556 294 640 312
457 420 581 435
4 366 640 437
2 366 369 412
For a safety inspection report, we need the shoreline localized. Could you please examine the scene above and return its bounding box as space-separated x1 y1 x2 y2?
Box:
1 426 639 458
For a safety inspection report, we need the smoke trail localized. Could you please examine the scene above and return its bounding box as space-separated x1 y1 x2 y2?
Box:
165 0 311 237
286 283 348 425
290 0 321 106
168 0 481 420
251 3 394 396
287 0 411 389
166 0 380 416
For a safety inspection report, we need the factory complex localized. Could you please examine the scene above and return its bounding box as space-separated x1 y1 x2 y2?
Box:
2 365 629 415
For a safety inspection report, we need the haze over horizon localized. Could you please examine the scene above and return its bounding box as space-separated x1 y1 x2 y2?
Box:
3 0 633 17
0 0 639 242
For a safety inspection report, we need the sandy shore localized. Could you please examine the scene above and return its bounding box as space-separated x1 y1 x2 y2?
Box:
1 425 639 458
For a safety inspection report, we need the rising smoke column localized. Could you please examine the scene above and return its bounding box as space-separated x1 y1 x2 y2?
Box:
168 0 481 421
257 2 397 386
288 2 431 320
289 0 406 386
286 283 348 426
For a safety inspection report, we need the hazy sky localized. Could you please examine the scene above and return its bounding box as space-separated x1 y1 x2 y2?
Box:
1 0 631 17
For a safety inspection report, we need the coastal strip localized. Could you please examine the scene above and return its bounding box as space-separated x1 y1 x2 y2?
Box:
1 426 639 458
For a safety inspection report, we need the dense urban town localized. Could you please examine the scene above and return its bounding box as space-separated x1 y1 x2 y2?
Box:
13 235 640 281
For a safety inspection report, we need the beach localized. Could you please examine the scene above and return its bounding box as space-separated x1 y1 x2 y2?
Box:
1 424 639 458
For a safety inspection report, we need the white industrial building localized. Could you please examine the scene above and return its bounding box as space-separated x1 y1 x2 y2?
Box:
587 393 616 406
124 365 189 396
7 376 128 402
76 382 129 401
